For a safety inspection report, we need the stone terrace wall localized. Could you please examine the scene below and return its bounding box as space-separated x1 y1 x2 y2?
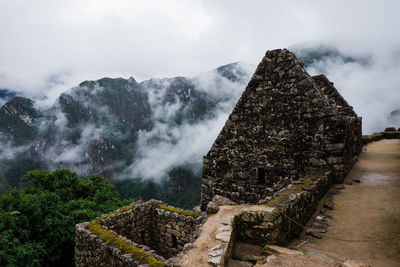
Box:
201 49 362 209
75 200 203 266
236 171 332 245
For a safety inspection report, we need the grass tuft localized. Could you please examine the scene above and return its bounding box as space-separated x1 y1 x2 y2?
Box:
88 219 164 267
159 204 200 218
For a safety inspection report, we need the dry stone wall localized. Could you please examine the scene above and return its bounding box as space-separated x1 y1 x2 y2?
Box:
363 128 400 144
236 171 332 245
75 200 204 266
154 207 198 258
201 49 362 209
312 74 362 178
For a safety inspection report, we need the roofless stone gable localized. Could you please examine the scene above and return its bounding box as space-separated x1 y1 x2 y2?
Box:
201 49 362 209
312 74 357 117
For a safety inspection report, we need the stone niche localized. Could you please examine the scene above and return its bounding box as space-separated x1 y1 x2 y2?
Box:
201 49 362 209
75 200 203 266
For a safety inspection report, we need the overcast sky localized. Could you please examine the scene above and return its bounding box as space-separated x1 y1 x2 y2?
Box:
0 0 400 104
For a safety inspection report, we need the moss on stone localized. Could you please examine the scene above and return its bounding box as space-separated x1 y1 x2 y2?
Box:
159 204 200 218
100 203 136 219
88 219 164 267
265 173 322 207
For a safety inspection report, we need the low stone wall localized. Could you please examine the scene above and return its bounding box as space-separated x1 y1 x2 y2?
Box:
154 206 198 258
236 170 332 246
75 221 164 266
362 128 400 145
75 200 204 267
102 201 156 250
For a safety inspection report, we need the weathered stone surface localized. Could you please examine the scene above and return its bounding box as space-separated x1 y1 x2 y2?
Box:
208 255 222 266
343 259 371 267
324 198 334 210
233 242 264 261
212 194 237 206
263 244 304 256
333 184 345 189
201 48 362 209
307 230 323 238
206 201 220 214
216 231 231 242
229 259 254 267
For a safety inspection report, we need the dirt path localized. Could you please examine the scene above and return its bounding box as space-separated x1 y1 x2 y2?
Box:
180 205 242 266
180 205 266 266
299 139 400 266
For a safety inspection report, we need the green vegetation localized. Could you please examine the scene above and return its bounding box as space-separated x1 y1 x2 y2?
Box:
115 165 201 210
0 169 129 267
0 97 42 144
265 173 322 207
88 219 164 267
100 202 136 219
159 204 199 218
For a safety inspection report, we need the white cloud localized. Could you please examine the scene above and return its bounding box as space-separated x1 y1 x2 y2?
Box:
126 64 252 179
0 0 400 179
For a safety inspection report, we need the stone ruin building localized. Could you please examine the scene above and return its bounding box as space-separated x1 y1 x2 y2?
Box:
201 49 362 208
75 200 203 266
75 49 362 266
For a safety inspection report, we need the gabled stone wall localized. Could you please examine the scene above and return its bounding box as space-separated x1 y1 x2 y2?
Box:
312 74 357 118
201 49 362 209
312 74 362 179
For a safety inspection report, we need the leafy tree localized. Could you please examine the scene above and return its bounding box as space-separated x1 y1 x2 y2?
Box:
115 165 200 210
0 169 128 267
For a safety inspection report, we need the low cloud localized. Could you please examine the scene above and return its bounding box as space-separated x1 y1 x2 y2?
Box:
0 134 26 161
294 43 400 133
124 63 253 180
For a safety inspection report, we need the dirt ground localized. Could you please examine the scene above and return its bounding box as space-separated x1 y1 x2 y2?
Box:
180 205 243 266
298 139 400 266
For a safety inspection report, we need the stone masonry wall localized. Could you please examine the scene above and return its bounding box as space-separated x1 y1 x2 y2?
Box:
312 74 362 180
236 171 332 245
101 201 156 251
363 128 400 144
201 49 362 209
75 200 203 266
75 221 163 266
153 207 198 258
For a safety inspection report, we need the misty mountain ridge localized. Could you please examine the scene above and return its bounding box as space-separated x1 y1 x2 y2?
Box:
0 61 254 207
0 44 384 208
0 89 17 107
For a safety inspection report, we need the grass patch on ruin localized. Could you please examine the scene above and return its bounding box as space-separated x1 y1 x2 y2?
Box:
88 219 164 267
159 204 200 218
100 202 136 219
265 173 322 207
